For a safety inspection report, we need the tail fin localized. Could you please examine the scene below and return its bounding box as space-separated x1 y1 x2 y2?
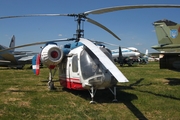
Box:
9 35 15 51
118 46 123 64
145 49 148 56
153 19 180 45
32 54 40 75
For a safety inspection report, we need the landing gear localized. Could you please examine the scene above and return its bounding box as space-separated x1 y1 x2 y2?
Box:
109 86 118 102
88 86 97 104
48 68 57 90
88 86 118 103
48 80 54 90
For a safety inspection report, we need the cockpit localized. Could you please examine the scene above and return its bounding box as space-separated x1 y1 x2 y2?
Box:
80 49 103 80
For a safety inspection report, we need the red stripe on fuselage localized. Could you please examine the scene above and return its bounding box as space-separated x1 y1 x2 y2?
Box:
59 77 84 90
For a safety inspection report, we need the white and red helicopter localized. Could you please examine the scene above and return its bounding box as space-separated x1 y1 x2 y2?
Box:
1 4 180 103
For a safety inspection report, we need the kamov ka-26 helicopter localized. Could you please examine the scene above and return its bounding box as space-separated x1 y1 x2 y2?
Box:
1 4 180 103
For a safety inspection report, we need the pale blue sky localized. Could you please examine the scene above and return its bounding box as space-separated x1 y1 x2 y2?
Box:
1 0 180 53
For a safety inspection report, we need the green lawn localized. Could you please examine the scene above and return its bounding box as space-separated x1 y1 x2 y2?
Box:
0 62 180 120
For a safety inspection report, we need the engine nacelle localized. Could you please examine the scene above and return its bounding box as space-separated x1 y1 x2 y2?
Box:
40 44 63 69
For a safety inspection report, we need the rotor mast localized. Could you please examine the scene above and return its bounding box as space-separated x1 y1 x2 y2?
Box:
74 14 85 41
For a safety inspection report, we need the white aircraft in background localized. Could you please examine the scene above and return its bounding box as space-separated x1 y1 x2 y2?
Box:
0 35 37 68
139 49 149 64
111 47 141 66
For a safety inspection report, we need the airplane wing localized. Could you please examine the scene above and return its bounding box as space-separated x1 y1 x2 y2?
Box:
0 60 11 63
79 38 128 83
0 52 17 63
17 55 35 62
12 51 34 55
0 60 11 67
150 52 180 56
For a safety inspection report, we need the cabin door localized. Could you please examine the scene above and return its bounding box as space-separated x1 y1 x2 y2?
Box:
67 55 82 89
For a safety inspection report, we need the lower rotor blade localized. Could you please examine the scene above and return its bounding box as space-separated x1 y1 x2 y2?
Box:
0 14 69 19
80 38 128 83
0 38 75 52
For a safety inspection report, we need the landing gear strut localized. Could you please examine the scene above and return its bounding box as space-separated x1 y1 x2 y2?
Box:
88 86 118 103
88 86 97 104
109 86 118 102
48 68 57 90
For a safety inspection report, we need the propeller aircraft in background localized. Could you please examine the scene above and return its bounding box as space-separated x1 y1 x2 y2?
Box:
0 35 37 69
111 47 140 66
1 4 180 103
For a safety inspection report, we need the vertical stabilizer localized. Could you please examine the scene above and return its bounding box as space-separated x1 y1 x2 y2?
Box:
145 49 148 56
118 46 123 59
153 19 180 45
118 46 124 64
9 35 15 51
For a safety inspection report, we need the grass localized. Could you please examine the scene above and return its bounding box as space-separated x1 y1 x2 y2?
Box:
0 62 180 120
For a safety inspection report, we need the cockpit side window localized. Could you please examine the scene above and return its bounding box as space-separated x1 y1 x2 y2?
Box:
72 55 78 72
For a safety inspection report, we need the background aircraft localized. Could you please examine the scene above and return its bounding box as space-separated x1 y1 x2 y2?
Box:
151 19 180 70
139 49 149 64
152 19 180 52
111 47 140 66
0 35 37 69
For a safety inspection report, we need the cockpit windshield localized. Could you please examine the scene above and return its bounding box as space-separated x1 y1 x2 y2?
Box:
80 50 103 80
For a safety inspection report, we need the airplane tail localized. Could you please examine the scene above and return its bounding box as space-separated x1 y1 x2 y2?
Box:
145 49 148 56
118 46 123 64
9 35 15 51
32 54 40 75
139 49 149 64
153 19 180 46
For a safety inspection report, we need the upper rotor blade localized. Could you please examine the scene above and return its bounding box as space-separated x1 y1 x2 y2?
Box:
80 38 128 83
0 38 75 52
84 4 180 15
0 14 69 19
86 17 120 40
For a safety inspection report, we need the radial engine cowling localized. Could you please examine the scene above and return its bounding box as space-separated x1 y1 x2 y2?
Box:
40 44 63 69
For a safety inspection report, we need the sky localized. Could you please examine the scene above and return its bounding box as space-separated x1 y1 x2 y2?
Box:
1 0 180 53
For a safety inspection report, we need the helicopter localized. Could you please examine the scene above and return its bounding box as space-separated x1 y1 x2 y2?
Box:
1 4 180 103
